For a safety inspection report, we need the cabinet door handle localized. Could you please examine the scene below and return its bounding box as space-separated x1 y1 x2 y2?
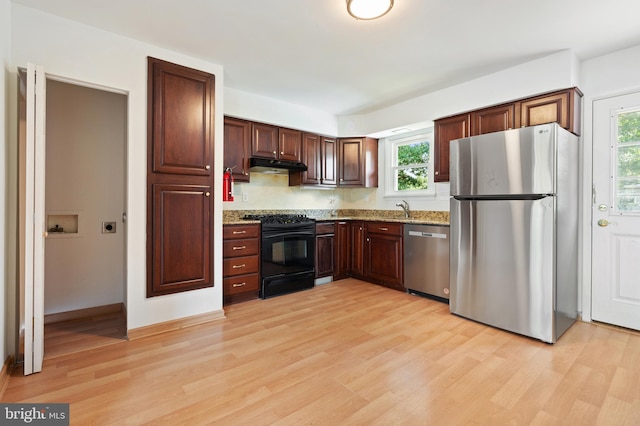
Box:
435 171 439 175
280 151 284 155
232 282 246 287
205 192 210 197
232 245 247 250
233 230 247 235
232 264 246 269
379 227 388 231
205 165 211 170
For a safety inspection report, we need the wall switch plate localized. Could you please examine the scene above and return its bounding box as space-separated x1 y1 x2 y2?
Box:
242 192 249 202
102 221 116 234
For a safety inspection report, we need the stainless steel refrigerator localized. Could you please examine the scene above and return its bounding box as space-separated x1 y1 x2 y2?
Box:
449 123 578 343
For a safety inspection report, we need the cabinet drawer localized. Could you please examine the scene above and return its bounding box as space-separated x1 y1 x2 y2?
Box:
223 238 259 258
316 222 335 235
223 273 260 295
223 255 259 277
223 224 260 240
365 222 403 236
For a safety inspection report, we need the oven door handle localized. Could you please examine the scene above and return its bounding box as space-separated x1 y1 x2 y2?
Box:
263 230 315 239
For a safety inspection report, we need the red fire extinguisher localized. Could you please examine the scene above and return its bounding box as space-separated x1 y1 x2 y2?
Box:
223 167 234 202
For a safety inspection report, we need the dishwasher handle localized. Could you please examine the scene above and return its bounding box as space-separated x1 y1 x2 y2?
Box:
407 230 447 239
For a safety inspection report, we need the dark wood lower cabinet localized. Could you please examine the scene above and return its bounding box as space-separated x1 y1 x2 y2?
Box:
334 221 351 280
315 222 335 278
350 221 365 278
148 183 213 297
364 222 403 290
333 220 403 291
223 224 260 305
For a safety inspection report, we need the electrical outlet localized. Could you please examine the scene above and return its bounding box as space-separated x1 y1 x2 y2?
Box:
242 192 249 202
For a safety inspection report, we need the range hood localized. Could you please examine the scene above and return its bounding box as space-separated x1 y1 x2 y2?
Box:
249 157 307 174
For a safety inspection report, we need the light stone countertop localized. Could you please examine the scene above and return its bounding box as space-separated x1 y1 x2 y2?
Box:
223 209 449 226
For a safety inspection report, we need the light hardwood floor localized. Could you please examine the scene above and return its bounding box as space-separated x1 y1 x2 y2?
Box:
43 310 127 360
4 279 640 425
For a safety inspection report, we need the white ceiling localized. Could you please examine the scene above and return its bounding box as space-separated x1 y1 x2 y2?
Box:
12 0 640 115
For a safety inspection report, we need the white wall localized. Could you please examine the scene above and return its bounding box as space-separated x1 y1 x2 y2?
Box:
225 87 338 136
577 44 640 322
44 80 126 315
11 4 225 331
1 0 11 364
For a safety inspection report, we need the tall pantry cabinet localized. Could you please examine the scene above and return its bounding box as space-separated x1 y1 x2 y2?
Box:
146 57 216 297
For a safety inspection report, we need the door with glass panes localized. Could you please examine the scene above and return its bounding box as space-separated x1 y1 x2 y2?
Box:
592 92 640 331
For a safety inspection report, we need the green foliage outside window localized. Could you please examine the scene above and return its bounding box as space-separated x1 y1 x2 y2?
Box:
616 110 640 212
396 142 429 191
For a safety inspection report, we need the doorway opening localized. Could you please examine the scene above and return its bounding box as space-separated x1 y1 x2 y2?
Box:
43 79 128 359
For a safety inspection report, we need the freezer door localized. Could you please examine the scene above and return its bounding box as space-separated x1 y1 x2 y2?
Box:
450 124 557 197
450 197 556 342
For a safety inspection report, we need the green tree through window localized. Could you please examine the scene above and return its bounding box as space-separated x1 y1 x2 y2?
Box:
616 109 640 212
397 142 429 190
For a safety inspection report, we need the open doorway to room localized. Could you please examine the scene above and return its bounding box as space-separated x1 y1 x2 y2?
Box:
42 79 128 359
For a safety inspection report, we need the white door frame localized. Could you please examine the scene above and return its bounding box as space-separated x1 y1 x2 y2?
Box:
22 63 46 375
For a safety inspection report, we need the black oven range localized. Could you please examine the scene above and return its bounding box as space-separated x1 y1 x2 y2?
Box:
243 214 316 299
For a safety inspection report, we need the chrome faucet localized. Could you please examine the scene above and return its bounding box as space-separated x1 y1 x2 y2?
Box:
396 200 410 218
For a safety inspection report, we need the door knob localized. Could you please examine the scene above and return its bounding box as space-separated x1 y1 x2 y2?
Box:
597 219 618 227
598 204 608 212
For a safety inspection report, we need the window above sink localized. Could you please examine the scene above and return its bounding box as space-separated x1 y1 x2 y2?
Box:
384 127 435 198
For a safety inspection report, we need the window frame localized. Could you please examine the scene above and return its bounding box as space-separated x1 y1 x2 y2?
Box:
384 128 435 198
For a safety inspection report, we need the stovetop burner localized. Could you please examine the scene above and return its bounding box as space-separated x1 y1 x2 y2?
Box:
243 213 315 224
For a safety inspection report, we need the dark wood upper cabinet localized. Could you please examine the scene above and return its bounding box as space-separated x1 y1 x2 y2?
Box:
223 116 251 183
278 128 302 162
147 57 215 297
321 136 338 186
338 137 378 187
148 57 214 176
434 87 582 182
306 133 322 185
290 134 338 187
251 122 279 159
434 114 470 182
291 132 321 185
519 88 582 135
471 104 515 135
250 123 302 163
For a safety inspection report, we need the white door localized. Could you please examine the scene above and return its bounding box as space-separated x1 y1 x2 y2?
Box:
21 63 46 374
592 91 640 331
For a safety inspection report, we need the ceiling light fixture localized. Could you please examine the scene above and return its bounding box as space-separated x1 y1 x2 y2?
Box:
346 0 394 20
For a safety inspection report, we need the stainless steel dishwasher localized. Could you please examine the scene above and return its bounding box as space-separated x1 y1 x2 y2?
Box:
403 224 450 301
